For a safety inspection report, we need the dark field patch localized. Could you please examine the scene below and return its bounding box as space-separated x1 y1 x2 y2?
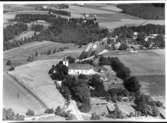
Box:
137 75 165 97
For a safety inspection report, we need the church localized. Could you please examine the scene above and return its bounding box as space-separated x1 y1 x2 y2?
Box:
63 59 97 75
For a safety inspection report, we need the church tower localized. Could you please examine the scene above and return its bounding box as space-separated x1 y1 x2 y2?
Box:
63 57 69 67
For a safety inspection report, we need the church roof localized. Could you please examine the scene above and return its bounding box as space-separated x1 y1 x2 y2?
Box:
69 63 94 70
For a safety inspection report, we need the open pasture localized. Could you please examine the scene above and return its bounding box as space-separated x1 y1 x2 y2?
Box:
6 59 65 114
3 72 46 114
103 49 165 76
4 41 80 67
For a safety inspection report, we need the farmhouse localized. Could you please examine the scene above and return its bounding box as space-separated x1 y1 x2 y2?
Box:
63 59 97 75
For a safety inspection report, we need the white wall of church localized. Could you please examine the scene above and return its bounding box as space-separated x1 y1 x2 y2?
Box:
69 69 96 75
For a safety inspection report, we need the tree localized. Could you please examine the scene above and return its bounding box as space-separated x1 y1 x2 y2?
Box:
3 108 24 120
116 66 131 80
61 77 91 113
106 104 123 119
110 57 124 73
134 93 159 116
107 88 129 102
27 56 34 62
91 113 100 120
47 50 52 55
78 74 88 80
89 74 106 97
49 61 69 81
119 43 128 50
9 66 15 71
44 108 54 114
66 56 75 64
26 109 35 116
99 56 112 65
6 60 12 65
35 51 38 56
31 24 43 32
123 76 141 93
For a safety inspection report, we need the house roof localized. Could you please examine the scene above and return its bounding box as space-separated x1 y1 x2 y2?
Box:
69 63 94 70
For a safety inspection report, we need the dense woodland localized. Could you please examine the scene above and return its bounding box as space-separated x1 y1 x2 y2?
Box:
4 14 109 50
4 23 28 42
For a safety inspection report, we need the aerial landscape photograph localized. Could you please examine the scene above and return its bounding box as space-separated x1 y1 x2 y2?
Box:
3 2 165 121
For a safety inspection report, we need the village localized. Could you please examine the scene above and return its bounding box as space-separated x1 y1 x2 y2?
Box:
3 3 165 121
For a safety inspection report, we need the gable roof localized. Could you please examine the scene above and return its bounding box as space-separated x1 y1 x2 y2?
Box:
69 63 94 70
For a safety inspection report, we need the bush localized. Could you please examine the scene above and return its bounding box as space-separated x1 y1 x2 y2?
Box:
31 24 43 32
119 43 128 50
26 109 35 116
99 56 113 65
44 108 54 114
27 56 34 62
49 9 71 16
47 50 52 55
106 104 124 119
155 101 163 107
9 66 15 71
91 113 100 120
55 106 73 120
6 60 12 65
3 108 24 120
35 51 38 56
134 93 160 116
107 88 129 102
78 74 88 80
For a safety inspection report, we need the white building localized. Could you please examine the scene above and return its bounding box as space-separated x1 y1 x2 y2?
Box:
63 60 97 75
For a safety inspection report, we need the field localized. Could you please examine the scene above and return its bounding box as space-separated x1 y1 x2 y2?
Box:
4 41 83 67
139 75 165 96
5 59 66 115
66 4 165 29
4 4 165 31
3 72 46 114
104 49 165 76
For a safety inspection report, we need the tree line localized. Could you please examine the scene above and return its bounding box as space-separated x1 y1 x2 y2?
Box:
4 23 28 42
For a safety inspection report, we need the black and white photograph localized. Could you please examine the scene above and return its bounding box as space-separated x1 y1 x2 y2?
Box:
2 1 166 121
